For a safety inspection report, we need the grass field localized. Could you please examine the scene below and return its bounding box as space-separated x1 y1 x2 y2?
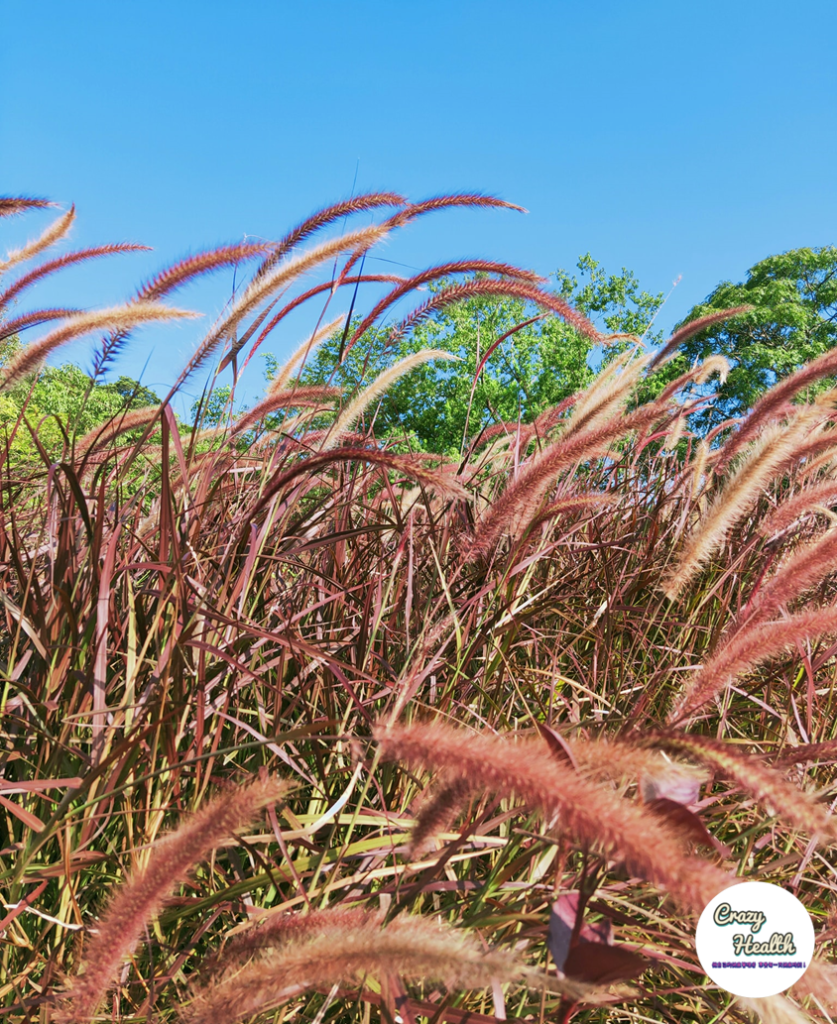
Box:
2 194 837 1024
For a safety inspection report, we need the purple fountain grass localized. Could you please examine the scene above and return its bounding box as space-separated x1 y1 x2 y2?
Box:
253 192 407 281
566 735 706 793
408 775 475 856
468 403 666 557
75 406 162 453
645 732 837 842
208 907 375 971
668 607 837 722
654 354 730 405
58 777 289 1023
236 275 404 372
230 386 342 436
241 447 469 536
0 196 56 218
743 526 837 623
0 205 76 273
137 241 276 301
774 741 837 766
345 260 544 356
391 278 602 344
662 412 822 599
791 959 837 1014
184 907 531 1024
388 193 528 229
761 480 837 537
737 994 815 1024
0 244 150 311
267 315 346 393
647 306 751 370
375 721 734 915
526 493 619 532
719 348 837 470
0 303 198 391
169 224 387 391
559 349 648 437
0 307 82 343
326 350 458 446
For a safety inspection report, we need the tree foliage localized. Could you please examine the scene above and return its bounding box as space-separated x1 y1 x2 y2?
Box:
0 335 161 463
668 246 837 430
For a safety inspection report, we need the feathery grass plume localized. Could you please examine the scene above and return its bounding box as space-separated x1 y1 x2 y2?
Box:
560 349 649 437
0 307 82 343
655 354 731 405
527 493 618 531
345 260 544 355
668 607 837 723
408 776 475 856
743 526 837 624
75 406 161 453
691 440 711 500
737 994 816 1024
269 315 346 393
325 350 458 447
388 193 527 229
213 907 375 967
662 414 818 599
137 242 276 300
58 777 289 1023
0 244 150 311
791 957 837 1009
0 196 56 218
663 410 686 451
645 732 836 842
392 278 601 344
567 736 707 795
172 224 387 388
0 205 76 274
253 192 406 281
240 276 404 371
375 721 734 914
185 908 533 1024
720 348 837 470
761 481 837 537
469 404 666 557
0 303 198 392
774 741 837 767
231 386 342 436
647 305 752 370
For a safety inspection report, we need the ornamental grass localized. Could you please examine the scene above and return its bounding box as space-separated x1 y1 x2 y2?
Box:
1 194 837 1024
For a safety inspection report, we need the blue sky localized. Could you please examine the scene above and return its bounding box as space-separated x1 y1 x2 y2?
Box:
3 0 836 417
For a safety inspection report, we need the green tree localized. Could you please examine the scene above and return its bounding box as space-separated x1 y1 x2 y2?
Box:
668 247 837 430
294 255 663 454
190 385 234 429
0 336 161 463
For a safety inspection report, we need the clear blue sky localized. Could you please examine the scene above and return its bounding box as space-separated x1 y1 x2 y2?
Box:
3 0 836 416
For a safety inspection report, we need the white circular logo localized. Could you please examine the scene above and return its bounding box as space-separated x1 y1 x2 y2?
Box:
696 881 814 997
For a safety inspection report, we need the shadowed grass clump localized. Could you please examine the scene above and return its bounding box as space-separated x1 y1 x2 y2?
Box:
2 195 837 1024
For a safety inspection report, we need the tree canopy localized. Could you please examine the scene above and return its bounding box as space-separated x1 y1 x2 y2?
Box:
666 246 837 430
0 335 161 463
